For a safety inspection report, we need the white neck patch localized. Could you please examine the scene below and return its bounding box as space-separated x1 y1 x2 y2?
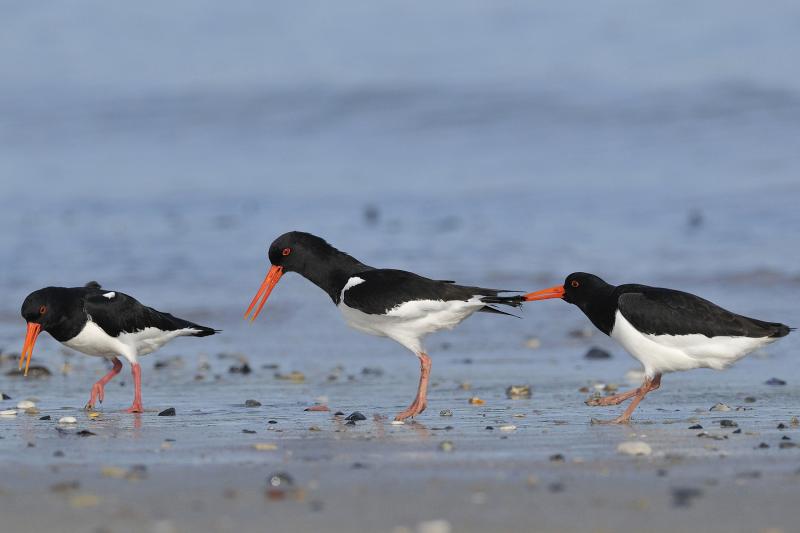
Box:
339 277 365 302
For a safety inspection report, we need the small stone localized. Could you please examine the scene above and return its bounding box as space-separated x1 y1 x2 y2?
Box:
344 411 366 421
77 430 96 437
757 442 770 449
617 441 652 456
689 424 703 430
267 472 293 487
499 424 517 432
710 403 731 412
549 453 565 462
672 487 703 508
733 428 742 434
791 416 799 427
50 480 80 493
779 442 798 449
158 408 176 416
468 397 485 405
16 400 35 410
58 416 77 425
244 399 261 407
69 493 100 508
274 370 304 382
459 382 471 391
53 450 64 457
345 420 356 426
568 327 593 338
584 347 612 360
765 377 786 386
242 429 256 434
308 426 321 431
506 385 532 399
719 420 738 428
1 393 11 400
390 420 404 425
485 426 494 430
40 415 51 420
524 337 541 349
438 441 455 452
0 409 17 417
229 363 252 374
101 466 127 479
439 409 453 417
782 435 791 440
253 443 278 451
744 396 756 403
333 411 344 416
777 423 787 429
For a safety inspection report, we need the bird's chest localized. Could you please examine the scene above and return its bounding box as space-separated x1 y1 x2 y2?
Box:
62 321 125 357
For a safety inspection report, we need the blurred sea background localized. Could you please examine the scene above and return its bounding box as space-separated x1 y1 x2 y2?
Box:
1 0 798 372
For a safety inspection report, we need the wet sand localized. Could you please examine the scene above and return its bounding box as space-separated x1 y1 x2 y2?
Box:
1 296 798 533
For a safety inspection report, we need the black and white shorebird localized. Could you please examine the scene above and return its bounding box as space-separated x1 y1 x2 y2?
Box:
20 282 217 413
524 273 792 423
245 231 525 421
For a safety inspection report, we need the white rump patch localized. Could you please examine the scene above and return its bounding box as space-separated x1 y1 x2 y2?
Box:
102 292 116 299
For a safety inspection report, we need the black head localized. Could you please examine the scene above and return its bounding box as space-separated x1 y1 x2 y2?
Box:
19 287 82 376
266 231 334 274
562 272 613 305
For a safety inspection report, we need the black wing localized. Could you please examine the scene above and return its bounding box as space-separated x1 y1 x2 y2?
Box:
84 290 217 337
342 269 522 315
617 287 790 338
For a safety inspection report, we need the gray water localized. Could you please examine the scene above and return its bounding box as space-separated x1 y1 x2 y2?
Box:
0 0 799 480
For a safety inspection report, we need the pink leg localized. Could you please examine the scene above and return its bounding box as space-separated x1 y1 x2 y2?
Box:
86 357 123 410
394 352 431 421
592 374 662 424
585 386 642 407
123 363 144 413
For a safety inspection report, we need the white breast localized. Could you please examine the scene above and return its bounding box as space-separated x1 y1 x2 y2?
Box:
337 277 485 354
610 310 775 377
62 320 201 362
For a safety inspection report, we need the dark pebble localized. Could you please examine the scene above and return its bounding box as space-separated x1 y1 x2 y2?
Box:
345 420 356 426
229 363 252 375
657 469 668 477
158 408 176 416
76 430 96 437
688 424 703 429
351 462 368 469
672 487 703 508
744 396 756 403
549 454 565 462
485 426 494 430
165 438 176 442
782 436 791 440
548 482 565 493
765 377 786 386
53 450 64 457
40 415 51 420
757 442 770 449
244 399 261 407
584 347 612 360
733 428 742 434
779 442 798 449
242 429 256 434
1 393 10 400
777 423 787 429
27 442 35 447
267 420 277 424
345 411 367 421
334 411 344 416
719 420 738 428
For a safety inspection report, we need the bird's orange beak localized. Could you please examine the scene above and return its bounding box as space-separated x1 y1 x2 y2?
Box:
523 285 565 301
19 322 42 377
244 265 284 321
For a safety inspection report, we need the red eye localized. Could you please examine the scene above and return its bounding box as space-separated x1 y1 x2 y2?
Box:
282 247 291 256
39 305 47 315
570 280 580 288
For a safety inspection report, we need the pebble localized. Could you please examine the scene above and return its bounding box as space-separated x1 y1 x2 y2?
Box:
390 420 404 425
253 443 278 451
506 385 532 399
499 424 517 432
438 441 454 452
733 428 742 434
40 415 51 420
158 408 176 416
584 347 612 360
58 416 78 425
308 426 321 431
267 472 293 487
777 423 787 430
274 370 304 382
779 442 798 449
345 411 367 421
69 493 100 508
468 397 485 405
16 400 35 410
549 453 565 462
757 442 770 449
229 363 252 374
1 393 11 400
792 416 800 427
688 424 703 430
672 487 703 508
710 403 731 412
345 420 356 426
0 409 17 417
439 409 453 417
244 399 261 407
77 430 96 437
617 441 652 456
719 419 738 428
88 412 101 419
568 326 593 338
333 411 345 416
524 337 541 349
744 396 757 403
242 429 256 434
485 426 494 430
765 377 786 386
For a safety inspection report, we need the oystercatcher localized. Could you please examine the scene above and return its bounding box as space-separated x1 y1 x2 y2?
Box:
20 282 217 413
245 231 525 420
524 272 792 423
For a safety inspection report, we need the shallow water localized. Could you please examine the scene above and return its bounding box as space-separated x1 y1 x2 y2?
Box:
1 2 799 531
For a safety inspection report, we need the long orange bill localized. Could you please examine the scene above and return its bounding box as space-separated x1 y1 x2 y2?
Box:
523 285 565 301
19 322 42 377
244 265 284 321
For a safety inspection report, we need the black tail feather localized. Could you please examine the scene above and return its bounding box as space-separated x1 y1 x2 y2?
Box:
479 305 520 318
480 294 525 308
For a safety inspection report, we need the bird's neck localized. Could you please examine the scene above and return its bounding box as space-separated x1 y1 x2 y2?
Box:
575 285 618 336
46 292 89 342
298 249 372 304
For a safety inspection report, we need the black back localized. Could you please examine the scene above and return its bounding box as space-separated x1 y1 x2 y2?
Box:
21 283 217 342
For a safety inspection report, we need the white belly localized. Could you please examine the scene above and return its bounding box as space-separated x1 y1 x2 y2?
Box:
610 310 775 377
62 320 198 361
338 298 484 354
